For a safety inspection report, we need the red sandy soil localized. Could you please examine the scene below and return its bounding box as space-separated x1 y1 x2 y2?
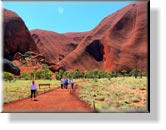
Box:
3 88 93 113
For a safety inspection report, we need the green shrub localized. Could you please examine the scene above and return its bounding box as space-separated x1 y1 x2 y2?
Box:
70 69 84 79
93 78 98 82
83 69 111 79
55 69 145 80
21 52 32 59
140 72 147 78
55 69 65 80
129 68 139 78
111 71 118 78
20 52 32 65
121 70 128 77
30 69 52 80
55 69 119 79
105 72 112 80
21 59 27 65
84 71 92 78
42 64 49 69
21 72 30 80
4 72 14 82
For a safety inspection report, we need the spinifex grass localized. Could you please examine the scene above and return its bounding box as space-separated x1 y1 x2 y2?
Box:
76 77 147 112
3 80 60 104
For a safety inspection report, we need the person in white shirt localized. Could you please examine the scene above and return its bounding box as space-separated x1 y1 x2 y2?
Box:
31 80 37 101
70 79 74 89
61 78 64 89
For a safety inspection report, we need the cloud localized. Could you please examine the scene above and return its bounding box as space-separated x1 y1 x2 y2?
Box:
58 7 64 15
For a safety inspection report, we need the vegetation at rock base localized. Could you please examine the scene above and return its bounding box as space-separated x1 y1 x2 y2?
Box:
55 68 146 80
30 69 52 80
21 52 32 59
4 72 14 82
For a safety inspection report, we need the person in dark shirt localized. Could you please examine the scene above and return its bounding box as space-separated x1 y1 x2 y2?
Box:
65 78 68 89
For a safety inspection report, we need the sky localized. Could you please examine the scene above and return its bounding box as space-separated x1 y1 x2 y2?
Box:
3 2 131 33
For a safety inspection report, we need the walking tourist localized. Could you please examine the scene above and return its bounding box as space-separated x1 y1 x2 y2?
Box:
30 80 37 101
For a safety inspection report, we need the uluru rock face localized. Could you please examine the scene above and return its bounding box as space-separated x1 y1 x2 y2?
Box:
30 29 87 63
50 3 148 72
3 9 38 61
3 3 148 74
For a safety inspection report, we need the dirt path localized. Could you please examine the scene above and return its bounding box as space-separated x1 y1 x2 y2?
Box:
3 88 93 113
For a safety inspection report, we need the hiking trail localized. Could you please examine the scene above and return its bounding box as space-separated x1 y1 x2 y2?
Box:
3 88 93 113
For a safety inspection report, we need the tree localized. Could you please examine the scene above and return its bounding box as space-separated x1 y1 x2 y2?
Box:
30 69 52 80
21 72 30 80
21 52 32 59
121 70 128 77
84 71 91 78
70 69 84 79
55 69 65 80
111 71 117 78
92 69 100 79
4 72 14 82
130 68 139 78
105 72 112 80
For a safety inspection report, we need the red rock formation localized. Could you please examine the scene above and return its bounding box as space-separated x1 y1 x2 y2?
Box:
3 9 38 60
4 3 148 74
50 3 148 72
30 29 87 63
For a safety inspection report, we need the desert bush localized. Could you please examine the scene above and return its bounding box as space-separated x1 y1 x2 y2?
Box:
21 52 32 59
55 69 65 80
30 69 52 80
55 69 114 79
21 72 30 80
93 78 98 82
84 71 92 78
21 59 27 65
62 69 84 79
55 69 145 80
105 72 112 80
4 72 14 82
72 69 84 79
84 69 110 79
129 68 139 78
121 70 128 77
111 71 118 78
140 72 147 78
20 52 32 65
42 64 49 69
